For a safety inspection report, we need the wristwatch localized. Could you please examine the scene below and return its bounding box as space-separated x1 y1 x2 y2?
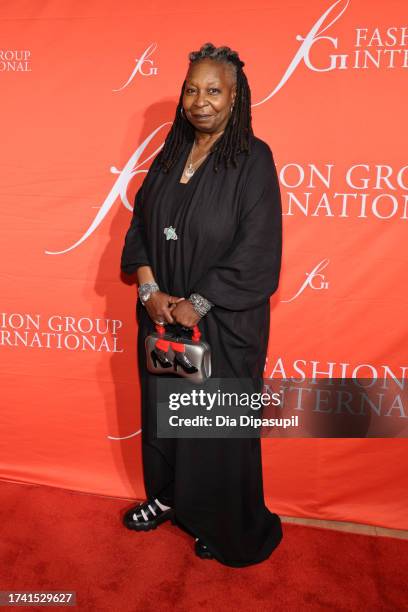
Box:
138 282 159 306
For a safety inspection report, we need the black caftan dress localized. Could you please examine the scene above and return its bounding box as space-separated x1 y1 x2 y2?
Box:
121 133 283 567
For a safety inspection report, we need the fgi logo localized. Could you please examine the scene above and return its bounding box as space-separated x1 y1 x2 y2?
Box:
281 259 330 302
113 42 158 91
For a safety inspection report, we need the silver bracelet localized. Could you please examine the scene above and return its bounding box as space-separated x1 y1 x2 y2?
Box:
138 282 159 306
188 293 213 317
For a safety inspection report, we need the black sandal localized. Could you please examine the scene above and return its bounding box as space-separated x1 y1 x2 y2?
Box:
123 499 175 531
194 537 214 559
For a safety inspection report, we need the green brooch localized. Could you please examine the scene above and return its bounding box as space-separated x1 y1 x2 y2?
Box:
164 226 178 240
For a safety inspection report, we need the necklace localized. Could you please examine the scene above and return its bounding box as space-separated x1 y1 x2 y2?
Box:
183 131 224 179
184 141 208 178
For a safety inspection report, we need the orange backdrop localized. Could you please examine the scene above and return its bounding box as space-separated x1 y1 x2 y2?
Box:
0 0 407 530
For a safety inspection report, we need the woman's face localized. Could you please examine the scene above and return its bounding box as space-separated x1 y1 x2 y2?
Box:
182 58 237 135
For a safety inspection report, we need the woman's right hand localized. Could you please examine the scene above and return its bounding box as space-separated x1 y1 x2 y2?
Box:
144 291 185 325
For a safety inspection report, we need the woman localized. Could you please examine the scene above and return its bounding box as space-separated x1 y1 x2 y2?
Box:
120 42 283 567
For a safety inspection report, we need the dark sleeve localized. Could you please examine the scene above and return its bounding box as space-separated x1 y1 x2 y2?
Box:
191 142 282 311
120 181 150 275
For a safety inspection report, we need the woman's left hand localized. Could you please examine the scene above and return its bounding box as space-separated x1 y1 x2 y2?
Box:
170 298 201 328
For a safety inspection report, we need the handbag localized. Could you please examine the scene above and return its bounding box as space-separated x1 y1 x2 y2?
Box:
145 322 211 384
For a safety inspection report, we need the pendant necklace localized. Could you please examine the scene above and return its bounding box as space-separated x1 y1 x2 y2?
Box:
165 134 224 240
184 140 208 179
184 132 224 179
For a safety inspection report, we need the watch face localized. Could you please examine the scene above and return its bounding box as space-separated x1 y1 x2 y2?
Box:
140 286 157 304
140 289 152 304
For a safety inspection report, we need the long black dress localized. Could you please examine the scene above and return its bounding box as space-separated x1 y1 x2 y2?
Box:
121 133 283 567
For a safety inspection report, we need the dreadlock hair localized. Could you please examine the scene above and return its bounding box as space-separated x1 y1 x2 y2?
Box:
157 42 253 174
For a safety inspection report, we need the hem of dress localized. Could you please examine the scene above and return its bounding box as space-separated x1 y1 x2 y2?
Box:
174 510 283 568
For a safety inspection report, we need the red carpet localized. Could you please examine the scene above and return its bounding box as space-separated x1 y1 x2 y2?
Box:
0 480 406 611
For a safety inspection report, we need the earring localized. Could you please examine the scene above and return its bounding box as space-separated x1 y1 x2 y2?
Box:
230 105 234 113
181 107 185 117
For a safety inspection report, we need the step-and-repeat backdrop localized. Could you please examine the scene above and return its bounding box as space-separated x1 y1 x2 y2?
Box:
1 0 407 529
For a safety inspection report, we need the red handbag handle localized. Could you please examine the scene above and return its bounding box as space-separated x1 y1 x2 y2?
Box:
155 323 201 341
155 323 166 336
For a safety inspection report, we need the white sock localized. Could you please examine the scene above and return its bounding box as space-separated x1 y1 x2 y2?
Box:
132 497 171 521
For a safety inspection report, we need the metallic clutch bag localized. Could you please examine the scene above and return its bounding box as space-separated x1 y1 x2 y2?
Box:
145 322 211 384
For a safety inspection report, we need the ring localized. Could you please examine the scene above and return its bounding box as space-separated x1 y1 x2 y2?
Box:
154 319 166 325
